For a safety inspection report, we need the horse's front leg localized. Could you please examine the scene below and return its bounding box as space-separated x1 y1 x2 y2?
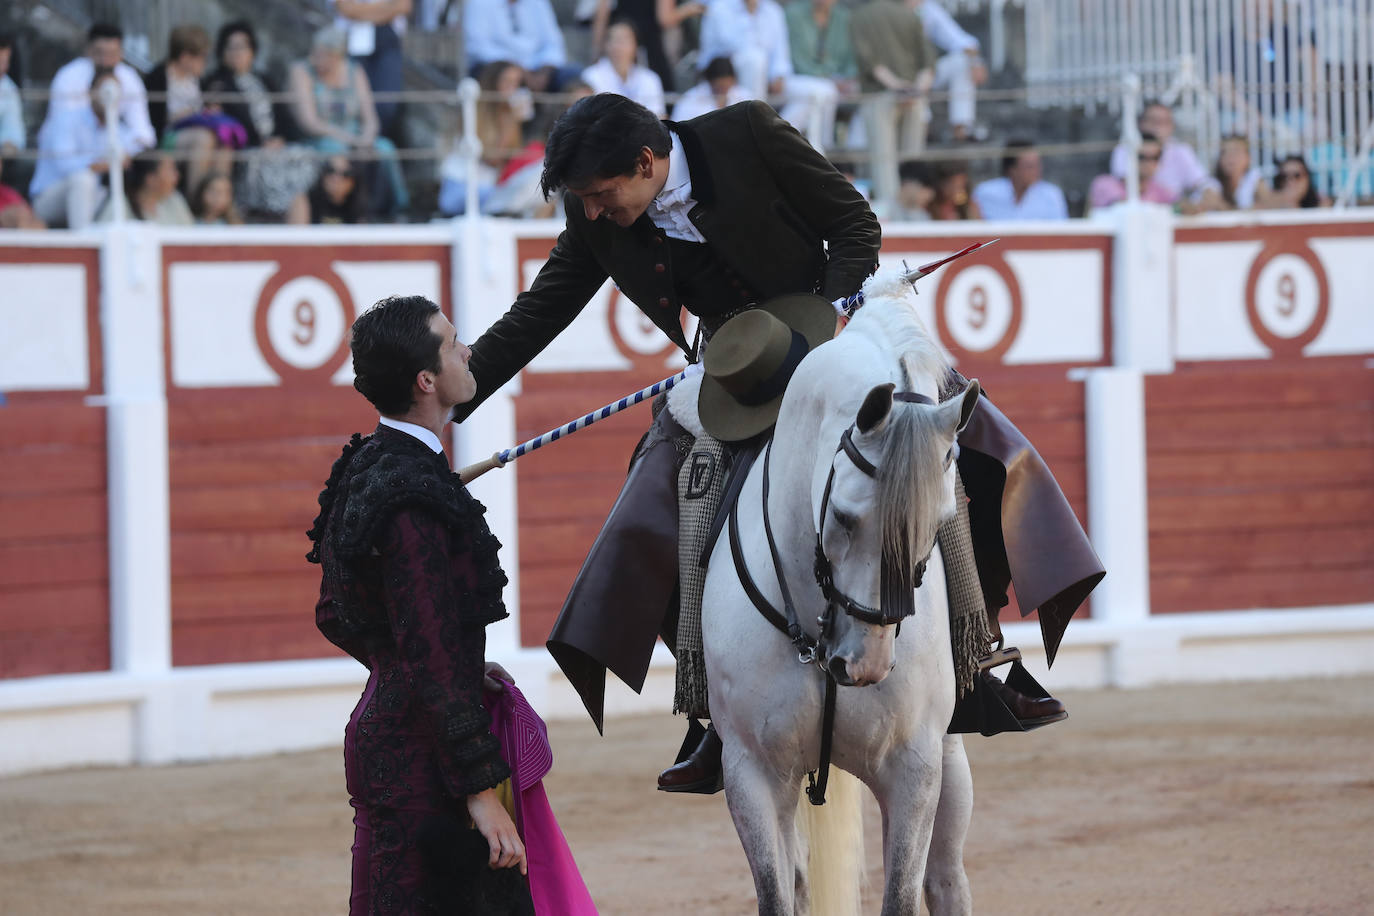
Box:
924 734 973 916
721 742 806 916
869 729 944 916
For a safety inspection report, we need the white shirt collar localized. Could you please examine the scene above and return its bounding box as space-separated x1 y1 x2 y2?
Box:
379 416 445 454
645 131 707 242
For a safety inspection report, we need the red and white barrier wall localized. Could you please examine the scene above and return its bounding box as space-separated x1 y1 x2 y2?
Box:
1 207 1371 774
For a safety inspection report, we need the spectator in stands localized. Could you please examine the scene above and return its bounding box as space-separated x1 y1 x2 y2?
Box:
850 0 935 205
0 156 45 230
46 23 155 154
1216 0 1319 142
463 0 583 93
582 20 667 116
785 0 858 97
588 0 705 92
671 56 750 121
1088 132 1175 212
911 0 986 143
331 0 412 137
927 158 980 219
891 159 933 220
290 26 409 217
289 154 369 224
144 25 235 196
96 149 194 224
1258 154 1329 209
972 139 1068 220
1109 101 1217 205
0 33 24 157
438 60 543 215
1206 134 1266 211
190 172 243 224
698 0 839 151
29 67 136 229
203 21 319 222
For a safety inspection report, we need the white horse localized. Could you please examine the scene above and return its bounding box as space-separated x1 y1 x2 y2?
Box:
701 267 980 915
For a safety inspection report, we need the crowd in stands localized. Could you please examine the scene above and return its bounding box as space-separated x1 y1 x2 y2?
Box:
0 0 1368 231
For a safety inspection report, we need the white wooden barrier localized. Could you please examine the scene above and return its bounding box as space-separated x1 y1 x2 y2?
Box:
1 206 1371 776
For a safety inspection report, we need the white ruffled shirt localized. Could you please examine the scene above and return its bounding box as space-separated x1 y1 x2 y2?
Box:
646 131 706 243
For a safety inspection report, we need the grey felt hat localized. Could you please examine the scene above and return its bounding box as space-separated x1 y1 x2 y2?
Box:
697 294 836 442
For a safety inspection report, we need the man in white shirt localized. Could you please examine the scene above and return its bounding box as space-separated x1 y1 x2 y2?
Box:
332 0 412 135
913 0 986 142
1109 101 1219 203
30 68 138 229
582 20 667 116
463 0 583 92
45 23 155 155
671 56 751 122
972 140 1069 220
697 0 839 151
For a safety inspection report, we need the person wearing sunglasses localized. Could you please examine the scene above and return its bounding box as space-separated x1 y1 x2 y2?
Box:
1258 154 1329 210
1087 132 1175 213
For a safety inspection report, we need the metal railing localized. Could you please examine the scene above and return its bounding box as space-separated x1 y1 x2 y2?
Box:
1024 0 1374 200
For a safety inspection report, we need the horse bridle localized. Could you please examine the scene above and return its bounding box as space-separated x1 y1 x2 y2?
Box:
745 391 937 667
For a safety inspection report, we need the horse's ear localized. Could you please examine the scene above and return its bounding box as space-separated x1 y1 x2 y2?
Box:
956 380 980 434
856 383 896 433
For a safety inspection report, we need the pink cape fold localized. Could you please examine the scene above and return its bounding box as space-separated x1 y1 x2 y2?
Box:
486 681 598 915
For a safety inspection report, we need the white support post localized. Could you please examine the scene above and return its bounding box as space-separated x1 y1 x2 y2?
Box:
100 224 173 761
1082 367 1150 629
1106 200 1174 373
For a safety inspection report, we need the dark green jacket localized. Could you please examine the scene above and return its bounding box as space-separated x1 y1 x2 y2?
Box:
457 100 881 420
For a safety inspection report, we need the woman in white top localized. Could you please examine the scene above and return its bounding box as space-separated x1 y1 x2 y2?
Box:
581 20 667 117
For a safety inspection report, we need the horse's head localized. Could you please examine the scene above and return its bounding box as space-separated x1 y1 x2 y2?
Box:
815 379 980 687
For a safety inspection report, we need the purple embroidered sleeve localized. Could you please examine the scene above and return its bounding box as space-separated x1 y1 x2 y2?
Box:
379 509 510 797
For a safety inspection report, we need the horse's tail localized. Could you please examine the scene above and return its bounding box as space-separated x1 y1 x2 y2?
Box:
798 768 865 916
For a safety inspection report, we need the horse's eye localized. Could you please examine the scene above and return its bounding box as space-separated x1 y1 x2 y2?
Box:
832 508 859 531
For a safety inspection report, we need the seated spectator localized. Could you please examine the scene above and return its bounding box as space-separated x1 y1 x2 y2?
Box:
850 0 935 205
290 26 409 217
190 172 242 224
587 0 704 92
972 139 1068 220
463 0 583 92
1257 154 1330 209
203 21 318 221
439 60 550 216
331 0 410 136
671 56 750 121
30 67 139 229
46 23 155 154
913 0 987 142
144 25 237 195
1088 132 1175 212
890 159 933 220
1109 101 1217 205
698 0 839 151
288 155 368 224
927 158 980 219
1308 137 1374 206
96 149 195 224
1207 134 1266 211
0 33 24 157
582 20 667 116
0 155 45 229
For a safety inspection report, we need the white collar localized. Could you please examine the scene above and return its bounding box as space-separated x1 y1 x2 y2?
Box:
379 416 445 454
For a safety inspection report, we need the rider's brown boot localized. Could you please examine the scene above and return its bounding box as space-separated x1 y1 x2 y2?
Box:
657 723 724 794
983 672 1069 728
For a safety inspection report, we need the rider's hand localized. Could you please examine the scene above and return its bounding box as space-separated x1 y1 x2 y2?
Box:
467 788 527 874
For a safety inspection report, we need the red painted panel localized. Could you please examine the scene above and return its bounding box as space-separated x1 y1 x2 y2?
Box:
0 401 110 678
1146 363 1374 612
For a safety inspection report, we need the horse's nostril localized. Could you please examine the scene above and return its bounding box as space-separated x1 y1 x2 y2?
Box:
827 655 848 682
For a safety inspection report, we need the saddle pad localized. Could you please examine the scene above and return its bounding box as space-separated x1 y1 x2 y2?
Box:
666 372 706 438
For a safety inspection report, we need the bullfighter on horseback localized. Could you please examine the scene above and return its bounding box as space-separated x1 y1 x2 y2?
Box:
452 93 1103 792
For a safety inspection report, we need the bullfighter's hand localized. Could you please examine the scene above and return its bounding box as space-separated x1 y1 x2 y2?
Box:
483 661 514 691
467 788 527 874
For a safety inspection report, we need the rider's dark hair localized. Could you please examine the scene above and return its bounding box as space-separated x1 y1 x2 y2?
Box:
539 93 671 199
350 296 443 415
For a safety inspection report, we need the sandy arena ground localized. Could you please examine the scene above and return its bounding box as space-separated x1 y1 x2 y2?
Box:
2 676 1372 915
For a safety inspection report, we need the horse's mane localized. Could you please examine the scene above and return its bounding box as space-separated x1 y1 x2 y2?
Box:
846 267 954 571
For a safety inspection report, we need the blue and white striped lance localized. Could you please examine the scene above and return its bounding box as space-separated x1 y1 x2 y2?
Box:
495 368 690 466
